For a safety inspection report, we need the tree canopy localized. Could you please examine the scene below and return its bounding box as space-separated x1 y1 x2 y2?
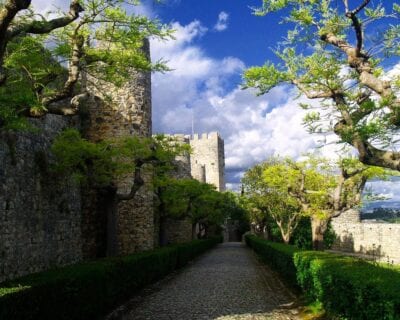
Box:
244 0 400 172
242 155 391 249
0 0 172 127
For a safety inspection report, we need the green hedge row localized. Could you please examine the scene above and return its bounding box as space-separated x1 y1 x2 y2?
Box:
245 234 301 287
245 234 400 320
0 236 222 320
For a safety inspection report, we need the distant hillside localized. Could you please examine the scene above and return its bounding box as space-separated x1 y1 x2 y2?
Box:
361 206 400 223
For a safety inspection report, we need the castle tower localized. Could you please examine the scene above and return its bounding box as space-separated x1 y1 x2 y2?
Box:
190 132 225 191
83 39 154 256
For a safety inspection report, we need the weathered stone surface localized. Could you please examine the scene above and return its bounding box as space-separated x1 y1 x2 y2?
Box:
84 51 154 255
331 221 400 263
0 115 82 283
190 132 225 191
164 217 193 244
159 132 226 190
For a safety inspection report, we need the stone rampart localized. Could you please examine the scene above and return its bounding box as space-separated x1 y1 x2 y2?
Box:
0 115 82 282
85 64 154 255
164 217 193 244
331 221 400 264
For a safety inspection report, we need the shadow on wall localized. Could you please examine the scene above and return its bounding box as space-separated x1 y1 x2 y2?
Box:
332 232 386 262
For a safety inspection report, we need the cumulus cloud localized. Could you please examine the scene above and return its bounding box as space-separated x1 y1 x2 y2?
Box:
150 20 346 189
31 0 154 18
30 0 70 15
214 11 229 32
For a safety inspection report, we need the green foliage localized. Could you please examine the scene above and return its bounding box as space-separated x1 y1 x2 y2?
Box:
1 0 173 128
245 0 400 169
246 234 400 319
51 129 114 186
245 234 301 288
51 129 187 188
53 0 172 87
0 36 64 128
294 251 400 319
290 217 313 249
159 178 235 228
243 63 288 94
0 237 221 320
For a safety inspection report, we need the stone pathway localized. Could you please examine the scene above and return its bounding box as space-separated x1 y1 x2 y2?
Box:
107 242 301 320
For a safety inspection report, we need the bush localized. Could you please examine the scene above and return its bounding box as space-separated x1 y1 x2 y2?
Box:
245 234 301 287
290 217 313 249
294 251 400 320
245 234 400 319
0 236 221 320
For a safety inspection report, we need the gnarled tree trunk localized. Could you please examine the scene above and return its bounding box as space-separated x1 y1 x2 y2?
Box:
311 216 329 251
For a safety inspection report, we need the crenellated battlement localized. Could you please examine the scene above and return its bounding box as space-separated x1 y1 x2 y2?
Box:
191 132 220 141
158 132 225 191
189 132 225 191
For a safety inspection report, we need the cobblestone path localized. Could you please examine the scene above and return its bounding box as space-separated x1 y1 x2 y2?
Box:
108 242 301 320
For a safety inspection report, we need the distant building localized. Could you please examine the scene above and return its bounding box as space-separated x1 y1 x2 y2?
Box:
190 132 225 191
163 132 226 191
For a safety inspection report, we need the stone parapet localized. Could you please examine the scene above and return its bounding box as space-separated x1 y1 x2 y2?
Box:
331 221 400 264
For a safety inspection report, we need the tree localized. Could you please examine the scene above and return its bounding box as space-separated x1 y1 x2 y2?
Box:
157 178 230 243
244 1 400 172
243 155 391 250
0 0 171 124
51 130 189 255
242 158 303 243
241 161 274 238
0 0 83 85
273 156 389 250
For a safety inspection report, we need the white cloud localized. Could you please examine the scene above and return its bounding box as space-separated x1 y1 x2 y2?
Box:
31 0 154 18
214 11 229 32
150 22 346 188
30 0 68 15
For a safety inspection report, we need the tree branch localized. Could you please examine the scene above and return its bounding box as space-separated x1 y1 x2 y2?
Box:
0 0 83 85
293 79 334 99
7 0 83 38
117 160 145 201
42 33 85 106
345 11 363 55
350 0 371 16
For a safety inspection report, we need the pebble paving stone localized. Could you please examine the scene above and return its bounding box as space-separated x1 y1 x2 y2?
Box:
107 242 301 320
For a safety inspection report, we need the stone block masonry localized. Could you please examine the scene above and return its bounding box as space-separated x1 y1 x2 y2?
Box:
190 132 225 191
152 132 225 191
84 40 154 255
0 115 82 283
84 73 154 255
331 222 400 264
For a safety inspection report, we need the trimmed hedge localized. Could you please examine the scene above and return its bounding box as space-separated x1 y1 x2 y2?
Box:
245 234 301 287
0 236 222 320
294 251 400 320
245 234 400 320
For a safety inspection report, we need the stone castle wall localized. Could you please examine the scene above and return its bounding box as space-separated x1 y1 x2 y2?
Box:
153 134 193 246
159 132 225 191
153 132 226 245
85 60 154 255
0 41 154 282
164 217 193 244
0 115 82 282
190 132 225 191
331 209 400 264
331 221 400 264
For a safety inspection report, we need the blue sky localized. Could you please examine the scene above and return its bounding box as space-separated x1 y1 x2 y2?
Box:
31 0 400 205
152 0 285 65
